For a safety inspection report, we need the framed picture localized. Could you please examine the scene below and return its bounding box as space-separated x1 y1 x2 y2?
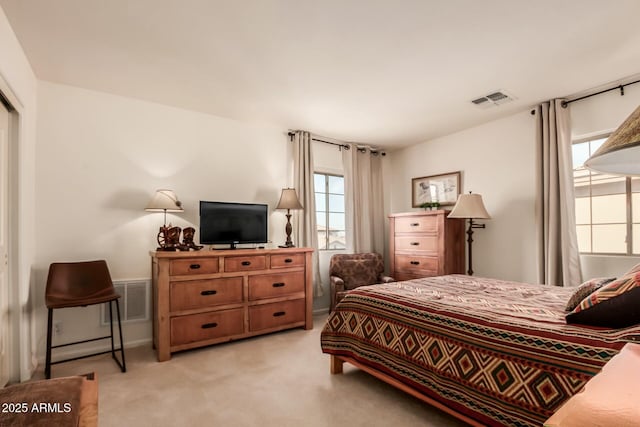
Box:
411 171 461 207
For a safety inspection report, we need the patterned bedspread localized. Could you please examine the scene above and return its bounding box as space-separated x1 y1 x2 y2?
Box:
320 275 640 427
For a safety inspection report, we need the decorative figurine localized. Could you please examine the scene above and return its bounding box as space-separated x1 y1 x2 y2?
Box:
157 225 204 251
157 225 182 251
179 227 203 251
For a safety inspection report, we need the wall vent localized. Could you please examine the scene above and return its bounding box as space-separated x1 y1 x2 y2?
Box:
101 279 150 325
471 90 516 109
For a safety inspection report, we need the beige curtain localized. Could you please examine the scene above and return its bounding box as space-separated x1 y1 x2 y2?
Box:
535 100 582 287
291 131 323 297
343 146 385 255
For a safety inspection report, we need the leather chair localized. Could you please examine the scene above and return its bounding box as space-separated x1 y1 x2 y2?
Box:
45 260 126 379
329 253 394 312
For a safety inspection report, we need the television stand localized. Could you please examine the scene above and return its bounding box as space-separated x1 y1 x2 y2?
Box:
150 247 314 361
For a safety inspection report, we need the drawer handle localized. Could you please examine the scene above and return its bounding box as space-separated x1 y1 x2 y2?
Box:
201 290 217 296
410 261 420 265
273 311 286 317
241 261 251 266
410 223 420 227
190 264 201 270
201 322 218 329
272 282 286 288
284 258 293 263
410 242 420 246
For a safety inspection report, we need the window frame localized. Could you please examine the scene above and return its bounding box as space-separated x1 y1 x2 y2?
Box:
314 172 346 251
573 133 636 256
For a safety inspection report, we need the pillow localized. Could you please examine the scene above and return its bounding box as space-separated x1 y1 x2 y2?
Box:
624 262 640 276
566 272 640 328
564 277 615 312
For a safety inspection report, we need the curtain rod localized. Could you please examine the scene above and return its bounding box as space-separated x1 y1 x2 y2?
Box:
287 132 387 155
561 78 640 108
287 132 350 150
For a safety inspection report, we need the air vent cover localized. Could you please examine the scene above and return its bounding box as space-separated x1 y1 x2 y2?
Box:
471 90 516 108
101 279 150 325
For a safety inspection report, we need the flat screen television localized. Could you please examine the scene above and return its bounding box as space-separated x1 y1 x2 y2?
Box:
199 201 268 249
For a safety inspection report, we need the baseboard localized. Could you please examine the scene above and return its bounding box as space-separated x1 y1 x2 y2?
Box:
313 307 330 316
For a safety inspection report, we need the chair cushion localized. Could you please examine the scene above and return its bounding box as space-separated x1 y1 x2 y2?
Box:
341 259 379 290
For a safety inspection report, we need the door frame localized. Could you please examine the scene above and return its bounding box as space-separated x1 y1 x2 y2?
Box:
0 74 25 383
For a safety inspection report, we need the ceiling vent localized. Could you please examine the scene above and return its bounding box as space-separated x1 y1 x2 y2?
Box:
471 90 516 109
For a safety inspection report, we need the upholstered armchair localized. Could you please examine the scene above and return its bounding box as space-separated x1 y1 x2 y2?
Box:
329 252 394 312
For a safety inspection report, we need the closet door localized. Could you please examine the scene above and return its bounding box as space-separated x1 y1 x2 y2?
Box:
0 101 9 386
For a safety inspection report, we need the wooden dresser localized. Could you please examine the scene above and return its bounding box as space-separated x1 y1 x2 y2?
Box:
389 211 465 281
150 247 313 361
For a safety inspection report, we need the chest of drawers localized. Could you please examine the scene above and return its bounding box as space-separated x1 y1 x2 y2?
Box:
151 248 313 361
389 211 464 281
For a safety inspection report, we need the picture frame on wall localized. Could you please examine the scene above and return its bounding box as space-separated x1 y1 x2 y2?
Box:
411 171 461 207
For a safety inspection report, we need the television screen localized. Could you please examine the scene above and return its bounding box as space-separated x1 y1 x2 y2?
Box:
199 201 268 248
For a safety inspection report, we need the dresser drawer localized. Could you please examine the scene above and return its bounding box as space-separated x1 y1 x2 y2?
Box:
224 255 267 272
395 235 438 252
170 277 243 311
395 255 438 274
170 258 219 276
171 309 244 346
270 253 305 269
248 271 304 301
249 299 305 332
394 215 438 233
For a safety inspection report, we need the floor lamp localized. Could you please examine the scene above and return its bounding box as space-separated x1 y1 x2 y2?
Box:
447 192 491 275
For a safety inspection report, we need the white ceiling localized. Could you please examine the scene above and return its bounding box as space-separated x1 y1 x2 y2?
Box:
2 0 640 149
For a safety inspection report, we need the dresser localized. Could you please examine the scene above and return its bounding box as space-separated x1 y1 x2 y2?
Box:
389 211 464 281
150 247 313 361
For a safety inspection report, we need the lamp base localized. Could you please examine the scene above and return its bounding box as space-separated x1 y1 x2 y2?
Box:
278 243 296 248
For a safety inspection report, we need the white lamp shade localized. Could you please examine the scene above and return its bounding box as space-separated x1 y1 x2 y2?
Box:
276 188 303 210
145 189 184 212
447 193 491 219
584 104 640 176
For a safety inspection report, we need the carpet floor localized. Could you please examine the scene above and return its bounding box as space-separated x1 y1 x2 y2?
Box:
38 314 469 427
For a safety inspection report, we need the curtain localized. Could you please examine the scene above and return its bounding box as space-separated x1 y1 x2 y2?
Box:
291 131 323 297
343 146 385 255
535 100 582 287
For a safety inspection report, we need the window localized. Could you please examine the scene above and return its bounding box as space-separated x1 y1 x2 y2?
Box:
573 135 640 255
314 173 345 250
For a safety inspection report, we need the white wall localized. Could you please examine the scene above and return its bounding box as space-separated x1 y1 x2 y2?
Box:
570 81 640 279
35 81 291 359
0 6 38 381
388 111 538 283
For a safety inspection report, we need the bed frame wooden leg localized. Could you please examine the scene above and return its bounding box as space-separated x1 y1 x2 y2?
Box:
330 355 344 374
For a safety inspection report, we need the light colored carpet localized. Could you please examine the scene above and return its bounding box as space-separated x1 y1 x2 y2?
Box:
39 315 469 427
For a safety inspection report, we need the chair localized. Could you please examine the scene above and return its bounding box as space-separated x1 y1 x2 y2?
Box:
329 253 394 312
45 260 126 379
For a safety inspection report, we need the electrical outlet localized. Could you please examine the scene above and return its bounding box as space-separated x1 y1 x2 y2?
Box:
54 321 63 335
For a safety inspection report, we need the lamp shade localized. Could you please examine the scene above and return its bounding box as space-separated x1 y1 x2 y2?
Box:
584 104 640 176
276 188 303 210
447 193 491 219
145 189 184 212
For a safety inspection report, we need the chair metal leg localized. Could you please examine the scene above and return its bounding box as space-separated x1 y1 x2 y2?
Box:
45 308 53 379
108 301 115 357
115 299 126 372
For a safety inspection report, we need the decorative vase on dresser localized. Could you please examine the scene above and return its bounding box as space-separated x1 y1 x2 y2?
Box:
389 211 465 281
150 247 314 361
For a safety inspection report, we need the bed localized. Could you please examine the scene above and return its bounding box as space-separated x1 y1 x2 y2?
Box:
320 274 640 427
